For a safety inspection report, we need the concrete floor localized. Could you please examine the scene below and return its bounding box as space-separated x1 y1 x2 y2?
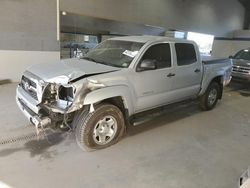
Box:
0 82 250 188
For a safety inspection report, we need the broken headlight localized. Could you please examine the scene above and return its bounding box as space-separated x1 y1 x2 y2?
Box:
58 85 74 102
43 83 75 103
42 83 59 102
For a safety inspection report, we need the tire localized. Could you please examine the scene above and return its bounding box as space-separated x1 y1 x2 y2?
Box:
72 107 89 130
74 103 125 151
199 82 221 111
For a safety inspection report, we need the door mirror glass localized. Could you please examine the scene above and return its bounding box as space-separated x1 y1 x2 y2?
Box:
138 59 156 71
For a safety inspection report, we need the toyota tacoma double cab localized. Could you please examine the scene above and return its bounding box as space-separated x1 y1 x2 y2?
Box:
16 36 232 151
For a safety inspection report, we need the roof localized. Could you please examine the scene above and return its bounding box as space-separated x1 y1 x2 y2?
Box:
109 35 192 43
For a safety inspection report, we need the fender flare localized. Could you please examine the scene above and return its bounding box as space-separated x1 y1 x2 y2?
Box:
83 86 135 116
199 74 223 96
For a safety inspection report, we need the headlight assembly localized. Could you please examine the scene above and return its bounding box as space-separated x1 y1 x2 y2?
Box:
58 85 75 102
43 83 75 103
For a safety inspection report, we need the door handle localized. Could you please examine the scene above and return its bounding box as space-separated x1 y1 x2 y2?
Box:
194 69 201 73
167 73 175 78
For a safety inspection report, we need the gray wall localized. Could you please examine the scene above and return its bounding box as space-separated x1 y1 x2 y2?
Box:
60 0 244 37
61 13 167 36
0 0 244 51
0 0 59 51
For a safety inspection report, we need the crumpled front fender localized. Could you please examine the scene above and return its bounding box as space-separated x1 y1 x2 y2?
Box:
83 85 135 116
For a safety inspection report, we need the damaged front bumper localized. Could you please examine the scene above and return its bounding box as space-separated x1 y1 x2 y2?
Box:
16 85 52 129
16 73 102 130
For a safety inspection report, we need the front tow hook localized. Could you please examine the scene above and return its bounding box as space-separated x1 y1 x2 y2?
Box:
30 116 51 134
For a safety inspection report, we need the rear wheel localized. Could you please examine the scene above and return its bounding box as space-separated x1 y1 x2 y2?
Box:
199 82 221 111
74 104 125 151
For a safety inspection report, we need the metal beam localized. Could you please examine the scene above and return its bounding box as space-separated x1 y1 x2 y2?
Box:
239 0 250 29
243 8 250 29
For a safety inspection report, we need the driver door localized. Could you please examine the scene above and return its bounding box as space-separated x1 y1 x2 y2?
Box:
130 43 176 113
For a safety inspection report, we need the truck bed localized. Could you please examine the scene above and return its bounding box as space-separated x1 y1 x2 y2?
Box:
199 57 232 96
202 56 230 65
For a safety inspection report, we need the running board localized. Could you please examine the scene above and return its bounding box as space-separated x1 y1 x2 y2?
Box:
132 117 156 126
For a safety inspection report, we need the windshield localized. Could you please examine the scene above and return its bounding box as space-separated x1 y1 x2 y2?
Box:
82 40 144 68
234 49 250 61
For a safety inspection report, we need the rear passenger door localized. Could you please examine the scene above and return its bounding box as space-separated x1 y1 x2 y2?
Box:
172 43 203 100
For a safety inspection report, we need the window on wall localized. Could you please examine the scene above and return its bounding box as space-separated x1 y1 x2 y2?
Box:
175 43 197 66
60 33 99 59
187 32 214 56
141 43 172 69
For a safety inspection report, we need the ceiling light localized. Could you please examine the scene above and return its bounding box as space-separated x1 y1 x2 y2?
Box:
62 11 67 16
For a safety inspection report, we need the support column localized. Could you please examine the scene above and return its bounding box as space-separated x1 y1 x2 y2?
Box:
243 7 250 29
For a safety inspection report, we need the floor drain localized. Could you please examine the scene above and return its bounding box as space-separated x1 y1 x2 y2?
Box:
0 132 37 145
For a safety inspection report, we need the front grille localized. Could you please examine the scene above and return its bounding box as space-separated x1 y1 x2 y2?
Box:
232 65 250 74
18 98 36 116
21 76 38 100
22 76 36 88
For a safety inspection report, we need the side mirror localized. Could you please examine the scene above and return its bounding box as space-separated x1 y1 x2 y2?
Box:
137 59 156 72
229 55 233 59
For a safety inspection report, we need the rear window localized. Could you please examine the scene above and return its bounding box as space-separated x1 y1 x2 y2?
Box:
175 43 197 66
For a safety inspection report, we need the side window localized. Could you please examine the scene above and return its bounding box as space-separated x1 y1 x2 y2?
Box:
141 43 171 69
175 43 197 66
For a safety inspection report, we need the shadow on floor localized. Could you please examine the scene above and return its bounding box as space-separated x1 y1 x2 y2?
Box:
226 80 250 97
0 86 236 156
0 131 67 160
127 100 201 136
0 101 202 157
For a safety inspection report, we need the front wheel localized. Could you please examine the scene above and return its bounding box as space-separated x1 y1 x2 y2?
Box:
199 82 221 111
74 104 125 151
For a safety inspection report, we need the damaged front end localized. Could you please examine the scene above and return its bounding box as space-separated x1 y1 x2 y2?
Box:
16 71 105 132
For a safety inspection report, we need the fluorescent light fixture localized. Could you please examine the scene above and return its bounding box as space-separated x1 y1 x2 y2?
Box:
62 11 67 16
244 49 249 52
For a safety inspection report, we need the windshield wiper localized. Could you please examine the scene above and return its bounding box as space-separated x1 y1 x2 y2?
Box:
82 57 122 68
97 61 123 68
82 56 110 66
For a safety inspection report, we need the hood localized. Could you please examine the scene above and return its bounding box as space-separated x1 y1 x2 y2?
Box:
233 59 250 68
27 58 121 84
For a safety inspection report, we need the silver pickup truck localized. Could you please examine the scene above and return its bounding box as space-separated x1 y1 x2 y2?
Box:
231 48 250 81
16 36 232 151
